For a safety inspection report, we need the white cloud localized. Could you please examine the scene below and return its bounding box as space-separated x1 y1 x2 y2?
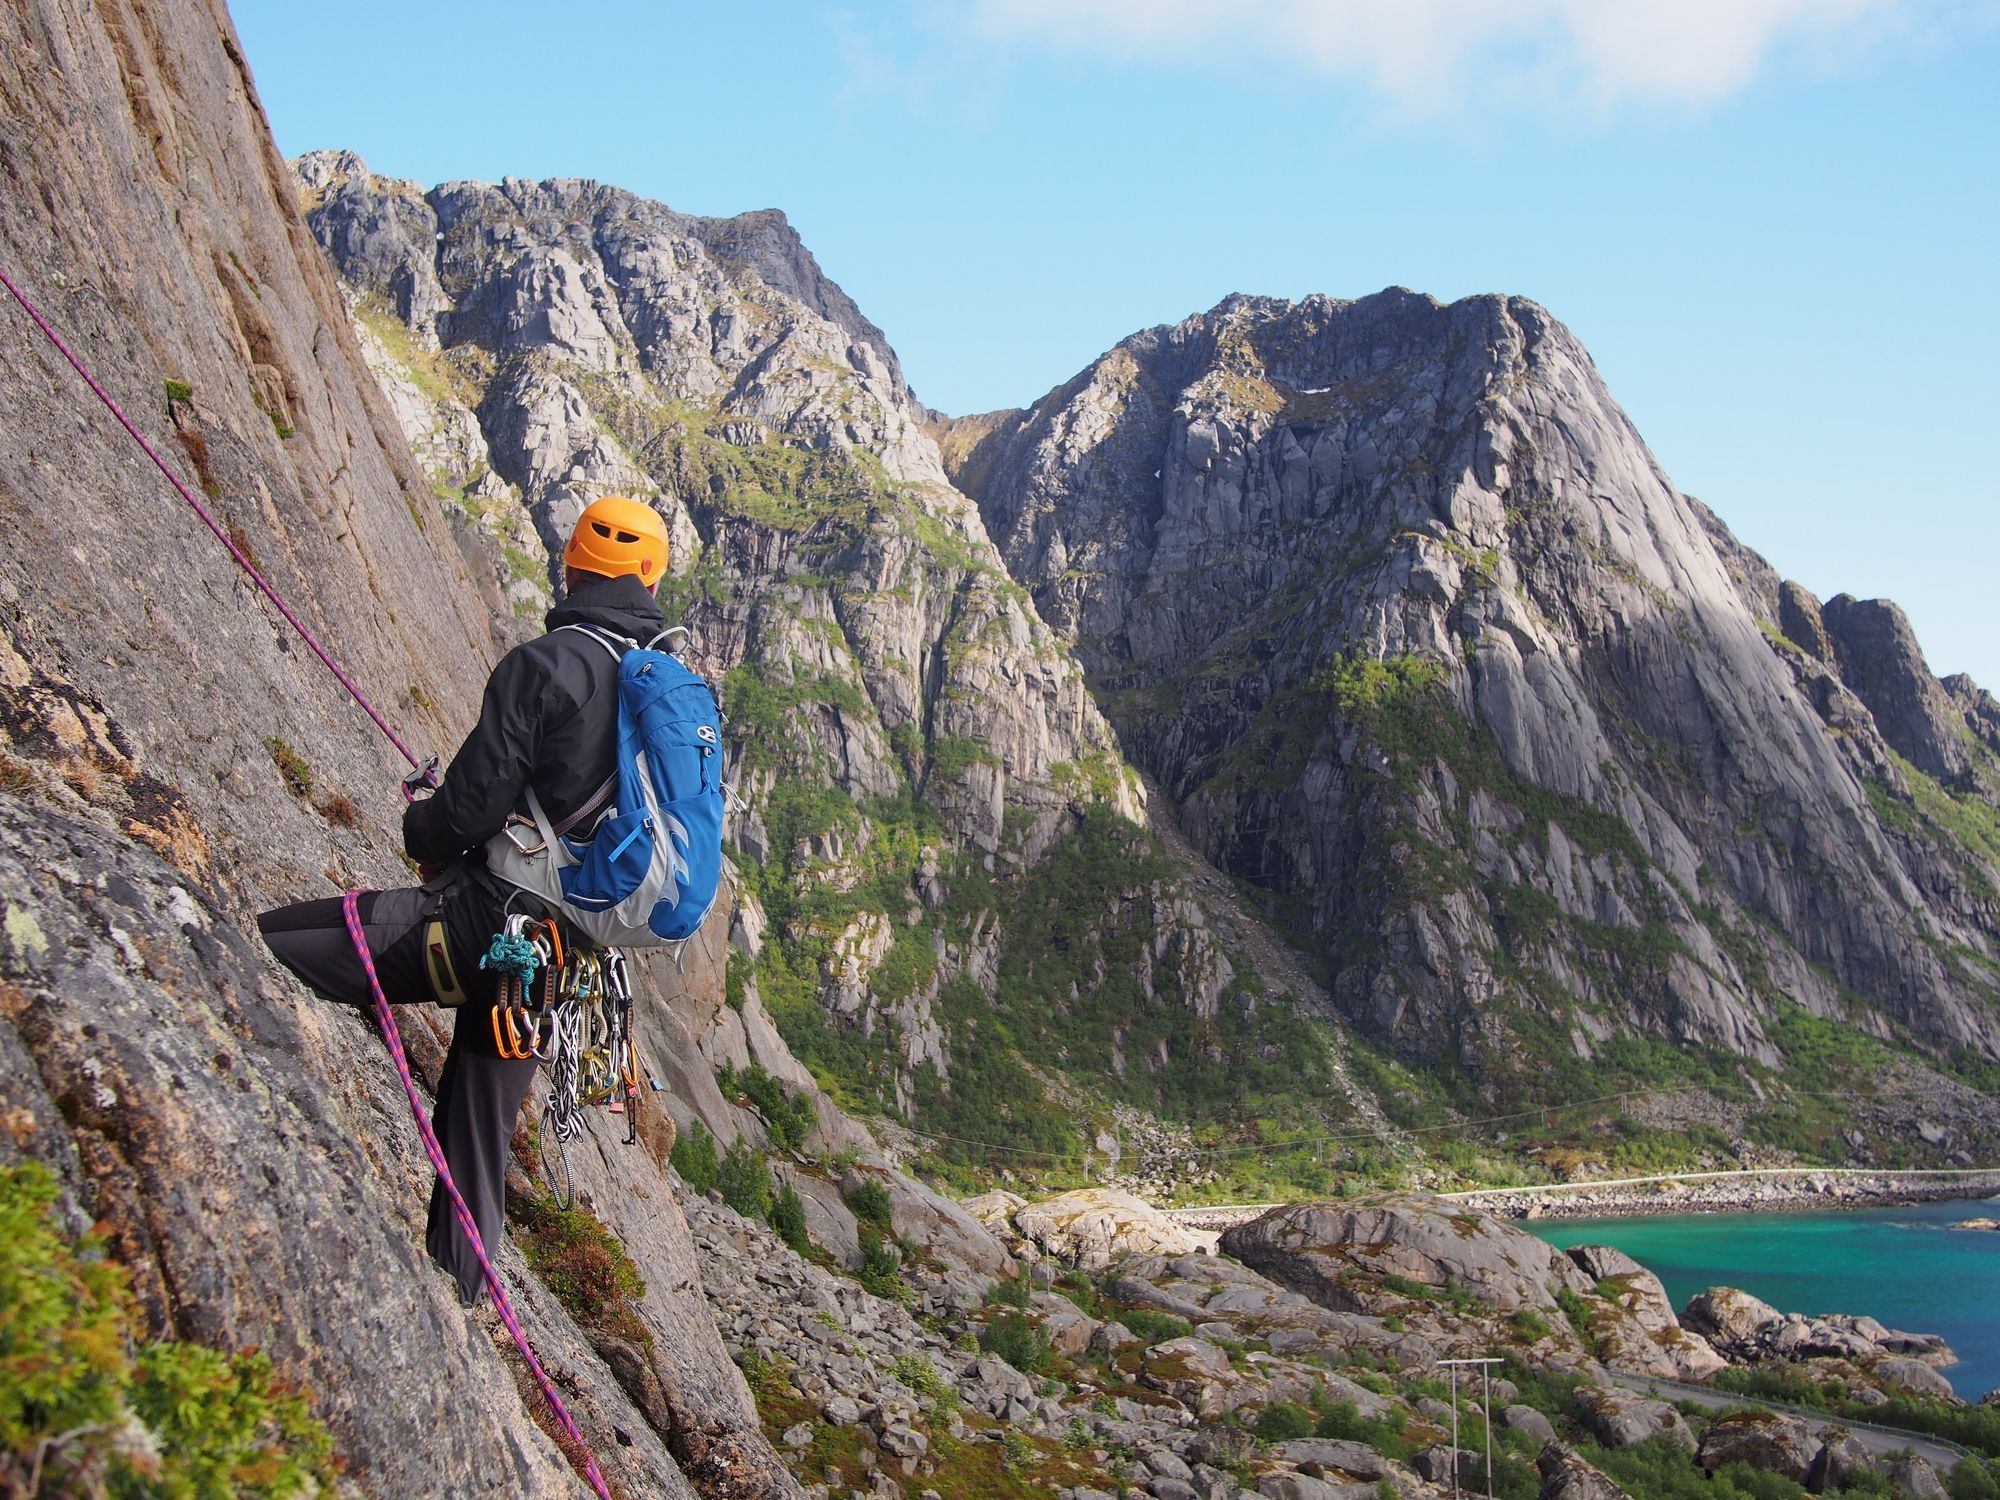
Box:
966 0 1915 113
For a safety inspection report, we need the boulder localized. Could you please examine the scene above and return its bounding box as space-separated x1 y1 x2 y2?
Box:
1873 1357 1958 1402
1271 1439 1391 1479
1091 1320 1141 1358
1140 1337 1241 1416
1574 1386 1696 1451
1013 1189 1220 1271
1682 1288 1785 1355
1221 1196 1593 1314
1695 1411 1819 1482
1884 1456 1949 1500
1034 1290 1101 1357
1537 1442 1632 1500
1504 1405 1559 1444
1805 1427 1876 1494
1413 1446 1465 1485
1568 1247 1679 1337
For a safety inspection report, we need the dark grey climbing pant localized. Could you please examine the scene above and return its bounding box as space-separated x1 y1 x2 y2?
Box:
257 881 537 1307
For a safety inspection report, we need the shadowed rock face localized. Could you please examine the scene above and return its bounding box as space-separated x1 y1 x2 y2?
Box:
945 289 2000 1070
1820 594 1971 785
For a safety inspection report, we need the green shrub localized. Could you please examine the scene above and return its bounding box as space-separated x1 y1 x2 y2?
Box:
1586 1436 1812 1500
1255 1400 1318 1443
1314 1400 1415 1459
717 1061 819 1153
890 1353 953 1405
126 1343 335 1498
985 1276 1032 1310
857 1235 912 1306
718 1138 773 1220
670 1117 720 1195
1952 1457 2000 1500
1117 1308 1194 1344
1511 1308 1552 1340
1555 1287 1595 1342
769 1181 810 1252
844 1177 893 1227
0 1161 336 1497
163 378 194 405
978 1312 1050 1375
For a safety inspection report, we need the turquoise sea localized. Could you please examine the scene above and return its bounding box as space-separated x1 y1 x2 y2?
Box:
1527 1198 2000 1401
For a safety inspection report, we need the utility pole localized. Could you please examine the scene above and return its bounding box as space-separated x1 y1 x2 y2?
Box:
1438 1357 1503 1500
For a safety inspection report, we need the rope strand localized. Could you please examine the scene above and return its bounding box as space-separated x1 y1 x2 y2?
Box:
344 893 612 1500
0 262 609 1496
0 264 422 770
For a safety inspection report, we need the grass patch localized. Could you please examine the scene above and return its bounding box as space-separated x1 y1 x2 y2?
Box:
509 1190 650 1346
264 738 311 800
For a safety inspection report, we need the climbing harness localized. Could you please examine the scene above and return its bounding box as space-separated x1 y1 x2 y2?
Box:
344 895 612 1500
0 264 608 1499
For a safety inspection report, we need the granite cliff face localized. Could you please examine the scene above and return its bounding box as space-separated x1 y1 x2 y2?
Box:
944 291 2000 1089
293 152 1371 1170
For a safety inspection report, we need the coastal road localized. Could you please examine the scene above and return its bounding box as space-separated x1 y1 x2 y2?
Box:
1161 1167 2000 1231
1606 1371 1971 1472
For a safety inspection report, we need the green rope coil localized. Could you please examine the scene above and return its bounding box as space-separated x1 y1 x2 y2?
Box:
479 932 541 983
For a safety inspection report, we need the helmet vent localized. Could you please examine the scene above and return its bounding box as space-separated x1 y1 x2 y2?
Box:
615 530 639 543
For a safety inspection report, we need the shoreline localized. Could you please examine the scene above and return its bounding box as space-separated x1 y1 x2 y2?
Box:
1445 1168 2000 1221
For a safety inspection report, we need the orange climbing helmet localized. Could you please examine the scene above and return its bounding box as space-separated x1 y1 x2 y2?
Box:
564 495 670 587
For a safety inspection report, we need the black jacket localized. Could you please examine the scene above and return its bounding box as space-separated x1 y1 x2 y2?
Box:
403 574 666 866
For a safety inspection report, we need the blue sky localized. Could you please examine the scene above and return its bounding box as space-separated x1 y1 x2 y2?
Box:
233 1 2000 691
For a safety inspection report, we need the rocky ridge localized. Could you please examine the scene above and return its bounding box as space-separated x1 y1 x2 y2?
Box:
293 150 1396 1177
944 292 2000 1106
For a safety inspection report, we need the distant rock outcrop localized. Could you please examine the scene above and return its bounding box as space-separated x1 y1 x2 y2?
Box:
944 289 2000 1080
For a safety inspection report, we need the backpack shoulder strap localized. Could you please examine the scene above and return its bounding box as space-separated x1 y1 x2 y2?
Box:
645 625 691 653
552 623 633 662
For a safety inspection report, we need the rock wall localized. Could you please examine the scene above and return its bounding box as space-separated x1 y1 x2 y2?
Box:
0 2 987 1492
945 290 2000 1081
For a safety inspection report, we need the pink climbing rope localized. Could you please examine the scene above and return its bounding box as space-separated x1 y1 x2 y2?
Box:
344 892 612 1500
0 263 424 772
0 263 610 1496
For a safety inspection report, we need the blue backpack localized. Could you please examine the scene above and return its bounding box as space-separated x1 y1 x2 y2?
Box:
487 625 724 947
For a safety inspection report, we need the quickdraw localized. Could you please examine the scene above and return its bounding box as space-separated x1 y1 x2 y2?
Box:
468 912 651 1207
481 915 562 1060
537 946 651 1207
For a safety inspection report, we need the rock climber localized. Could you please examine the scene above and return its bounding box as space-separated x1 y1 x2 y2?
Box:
258 495 672 1304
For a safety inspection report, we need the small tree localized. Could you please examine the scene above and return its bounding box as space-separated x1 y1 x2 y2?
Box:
670 1117 720 1195
769 1181 809 1252
717 1137 772 1220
